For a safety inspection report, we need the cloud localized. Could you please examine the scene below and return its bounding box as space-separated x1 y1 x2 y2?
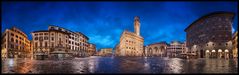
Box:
2 2 238 49
88 34 115 49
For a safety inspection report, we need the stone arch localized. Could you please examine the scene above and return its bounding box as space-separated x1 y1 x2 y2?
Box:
160 46 165 57
154 47 158 56
218 49 222 58
149 47 152 56
225 49 229 59
212 50 216 58
205 50 210 58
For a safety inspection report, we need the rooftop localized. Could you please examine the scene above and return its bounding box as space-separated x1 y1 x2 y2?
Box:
184 11 235 32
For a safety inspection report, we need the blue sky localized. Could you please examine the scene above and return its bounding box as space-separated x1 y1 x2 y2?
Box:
1 2 238 50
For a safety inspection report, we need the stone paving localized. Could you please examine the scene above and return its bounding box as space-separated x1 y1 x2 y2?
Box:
1 56 238 74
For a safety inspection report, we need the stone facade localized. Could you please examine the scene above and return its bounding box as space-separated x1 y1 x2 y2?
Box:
116 16 144 56
114 43 120 56
167 41 186 58
88 43 96 56
232 31 238 58
99 48 112 56
1 27 32 58
184 12 235 58
31 25 90 59
145 42 167 57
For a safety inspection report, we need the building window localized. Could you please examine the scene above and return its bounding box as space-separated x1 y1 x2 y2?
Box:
51 43 54 47
16 39 18 43
11 38 14 42
50 27 54 30
44 42 47 47
34 34 38 36
40 42 42 47
35 37 38 40
212 38 215 40
44 33 48 35
39 37 43 40
44 37 48 40
52 37 54 41
11 33 14 36
11 44 14 48
35 42 38 47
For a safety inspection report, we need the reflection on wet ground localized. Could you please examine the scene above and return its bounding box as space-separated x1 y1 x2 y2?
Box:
1 56 238 74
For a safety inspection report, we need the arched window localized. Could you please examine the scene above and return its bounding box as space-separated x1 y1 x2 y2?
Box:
154 47 158 52
11 38 14 42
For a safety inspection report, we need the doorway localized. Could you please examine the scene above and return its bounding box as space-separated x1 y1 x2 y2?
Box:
200 50 203 58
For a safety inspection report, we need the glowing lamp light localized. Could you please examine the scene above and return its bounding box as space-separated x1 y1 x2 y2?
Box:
225 49 229 52
206 50 210 53
212 50 215 52
218 49 222 52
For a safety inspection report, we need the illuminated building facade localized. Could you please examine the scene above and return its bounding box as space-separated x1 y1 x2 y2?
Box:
232 31 238 58
145 42 167 57
184 12 235 58
167 41 186 58
88 43 96 56
32 25 90 59
114 43 120 56
99 48 113 56
116 16 144 56
1 27 32 58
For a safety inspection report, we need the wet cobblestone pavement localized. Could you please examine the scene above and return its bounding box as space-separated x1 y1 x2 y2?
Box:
1 56 238 74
